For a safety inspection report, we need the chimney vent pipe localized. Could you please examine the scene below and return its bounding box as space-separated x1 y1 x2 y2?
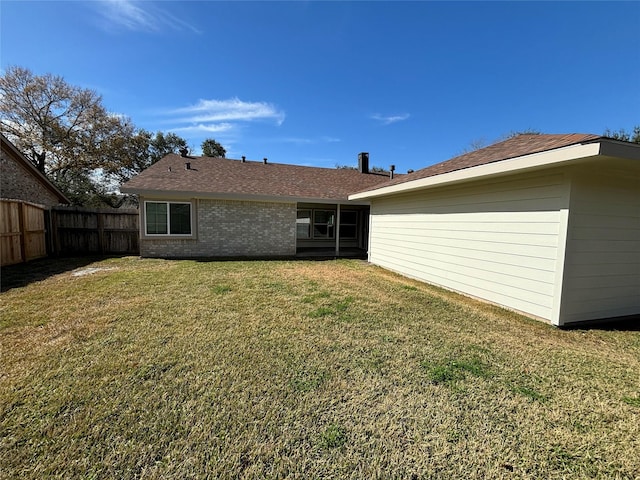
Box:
358 152 369 174
179 147 189 158
241 156 246 163
263 157 268 164
390 164 395 179
185 162 191 170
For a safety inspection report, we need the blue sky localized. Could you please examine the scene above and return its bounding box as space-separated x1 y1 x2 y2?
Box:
1 1 639 173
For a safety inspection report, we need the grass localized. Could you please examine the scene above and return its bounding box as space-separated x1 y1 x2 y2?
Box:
1 256 639 479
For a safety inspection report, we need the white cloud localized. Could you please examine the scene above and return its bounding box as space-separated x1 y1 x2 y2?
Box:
279 137 314 145
276 136 341 145
154 98 285 152
320 136 341 143
171 123 234 134
172 98 286 126
371 113 410 125
95 0 201 34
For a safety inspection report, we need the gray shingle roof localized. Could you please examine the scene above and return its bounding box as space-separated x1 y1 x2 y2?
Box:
121 154 394 201
359 133 602 191
122 134 606 201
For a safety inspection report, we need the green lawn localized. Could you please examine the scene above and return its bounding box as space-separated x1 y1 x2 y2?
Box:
1 257 639 479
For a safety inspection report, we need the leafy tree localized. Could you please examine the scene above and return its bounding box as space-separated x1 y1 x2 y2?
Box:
0 66 131 176
603 126 640 144
0 66 190 207
201 138 226 157
150 131 189 162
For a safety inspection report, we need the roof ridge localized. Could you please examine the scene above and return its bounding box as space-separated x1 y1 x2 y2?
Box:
374 132 603 189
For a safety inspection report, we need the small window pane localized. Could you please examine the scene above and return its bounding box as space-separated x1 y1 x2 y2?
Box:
314 224 335 238
340 225 357 239
170 203 191 235
297 210 311 220
314 210 335 225
341 211 357 224
313 224 326 237
146 202 167 234
296 210 311 239
297 224 310 238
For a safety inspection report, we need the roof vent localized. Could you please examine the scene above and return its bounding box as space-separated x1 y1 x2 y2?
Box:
263 157 268 164
390 164 395 179
407 169 414 174
241 156 246 163
358 152 369 174
179 147 189 157
185 162 191 170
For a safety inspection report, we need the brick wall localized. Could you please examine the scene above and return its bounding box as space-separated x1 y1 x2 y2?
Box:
1 147 62 206
141 198 297 258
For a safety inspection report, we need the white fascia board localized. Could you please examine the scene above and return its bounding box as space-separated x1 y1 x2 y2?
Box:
122 188 371 206
349 142 603 200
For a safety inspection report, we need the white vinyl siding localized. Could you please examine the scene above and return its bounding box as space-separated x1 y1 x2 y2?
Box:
369 173 569 321
559 169 640 324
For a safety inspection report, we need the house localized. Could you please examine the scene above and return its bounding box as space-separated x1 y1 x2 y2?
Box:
349 134 640 327
120 153 393 258
0 133 70 206
1 134 70 266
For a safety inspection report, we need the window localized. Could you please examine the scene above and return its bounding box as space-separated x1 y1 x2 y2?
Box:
339 211 358 239
145 201 192 236
313 210 335 239
296 210 311 239
297 208 359 240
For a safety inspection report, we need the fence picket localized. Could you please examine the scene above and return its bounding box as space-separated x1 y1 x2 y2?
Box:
1 200 140 266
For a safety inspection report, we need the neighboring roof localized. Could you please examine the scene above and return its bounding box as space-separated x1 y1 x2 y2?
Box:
121 154 394 203
0 133 70 204
350 133 640 200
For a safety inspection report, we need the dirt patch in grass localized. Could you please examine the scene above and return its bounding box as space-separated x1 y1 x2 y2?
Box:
1 257 639 478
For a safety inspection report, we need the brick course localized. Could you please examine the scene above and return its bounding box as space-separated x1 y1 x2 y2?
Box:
1 147 64 206
140 199 296 258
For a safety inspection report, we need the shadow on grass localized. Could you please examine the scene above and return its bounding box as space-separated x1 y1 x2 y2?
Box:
1 256 108 292
561 314 640 332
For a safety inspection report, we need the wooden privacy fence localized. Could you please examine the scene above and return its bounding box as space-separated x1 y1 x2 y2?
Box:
0 201 140 266
0 200 48 266
50 206 139 256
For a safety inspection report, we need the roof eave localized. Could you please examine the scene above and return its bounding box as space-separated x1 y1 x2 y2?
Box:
349 142 606 200
120 187 371 206
1 134 71 204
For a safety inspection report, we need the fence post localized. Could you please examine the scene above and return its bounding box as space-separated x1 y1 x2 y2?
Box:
51 208 60 256
17 202 26 263
97 212 105 254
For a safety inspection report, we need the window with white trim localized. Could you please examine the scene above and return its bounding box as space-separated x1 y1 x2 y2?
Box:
145 201 192 235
